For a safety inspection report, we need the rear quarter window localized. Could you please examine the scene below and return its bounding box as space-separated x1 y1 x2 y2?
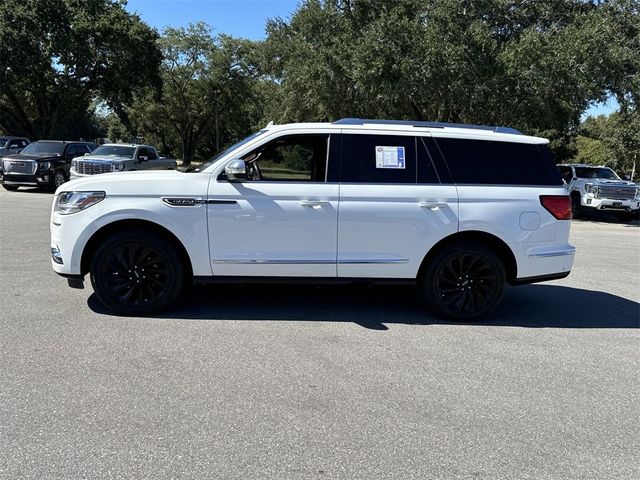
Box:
434 138 562 186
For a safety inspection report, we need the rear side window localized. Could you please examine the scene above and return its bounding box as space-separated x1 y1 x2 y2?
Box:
434 138 562 186
341 134 417 183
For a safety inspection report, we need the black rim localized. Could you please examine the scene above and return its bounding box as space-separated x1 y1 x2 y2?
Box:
435 253 499 315
98 242 171 308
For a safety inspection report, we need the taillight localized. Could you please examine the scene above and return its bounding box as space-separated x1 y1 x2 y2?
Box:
540 195 572 220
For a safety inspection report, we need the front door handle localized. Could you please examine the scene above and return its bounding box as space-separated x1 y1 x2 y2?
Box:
419 201 448 210
300 200 330 207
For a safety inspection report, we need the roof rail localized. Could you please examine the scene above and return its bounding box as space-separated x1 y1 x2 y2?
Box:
332 118 523 135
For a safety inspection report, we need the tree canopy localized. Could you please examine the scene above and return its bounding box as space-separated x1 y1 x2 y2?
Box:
0 0 161 139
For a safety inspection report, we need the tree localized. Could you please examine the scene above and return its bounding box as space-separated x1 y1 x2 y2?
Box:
0 0 161 139
263 0 639 159
129 23 264 164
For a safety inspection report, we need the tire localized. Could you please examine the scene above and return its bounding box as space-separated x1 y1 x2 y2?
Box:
89 230 185 315
51 170 67 191
2 184 19 191
420 243 506 321
571 192 583 219
617 211 636 223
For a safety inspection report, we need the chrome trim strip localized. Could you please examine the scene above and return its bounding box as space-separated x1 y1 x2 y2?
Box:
162 197 205 207
212 259 409 265
528 249 576 259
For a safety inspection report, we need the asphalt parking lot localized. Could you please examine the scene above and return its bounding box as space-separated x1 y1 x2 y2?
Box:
1 187 638 480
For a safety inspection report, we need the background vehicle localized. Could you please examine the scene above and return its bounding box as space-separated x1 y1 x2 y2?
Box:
51 119 574 320
70 144 177 179
0 137 30 156
557 164 640 221
1 140 97 191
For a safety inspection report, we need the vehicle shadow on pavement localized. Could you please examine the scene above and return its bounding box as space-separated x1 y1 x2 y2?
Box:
87 283 639 330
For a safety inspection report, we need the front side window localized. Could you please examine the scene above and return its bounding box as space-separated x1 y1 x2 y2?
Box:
240 135 329 182
8 139 21 148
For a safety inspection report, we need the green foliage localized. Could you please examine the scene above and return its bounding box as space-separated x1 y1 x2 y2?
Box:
127 23 265 164
574 111 640 178
0 0 161 139
262 0 639 159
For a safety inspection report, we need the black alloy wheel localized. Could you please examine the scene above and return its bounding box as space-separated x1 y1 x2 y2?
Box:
421 243 505 320
90 231 184 315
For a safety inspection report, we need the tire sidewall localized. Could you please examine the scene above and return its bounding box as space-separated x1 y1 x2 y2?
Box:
421 243 506 321
90 231 184 315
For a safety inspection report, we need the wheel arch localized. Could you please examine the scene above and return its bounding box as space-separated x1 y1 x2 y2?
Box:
417 231 518 285
80 219 193 278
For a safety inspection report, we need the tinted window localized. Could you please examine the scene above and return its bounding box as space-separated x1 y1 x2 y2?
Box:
91 145 135 158
435 138 562 185
574 167 619 180
21 142 65 155
241 134 329 182
558 166 573 183
66 145 77 157
8 139 21 148
341 134 416 183
417 136 446 184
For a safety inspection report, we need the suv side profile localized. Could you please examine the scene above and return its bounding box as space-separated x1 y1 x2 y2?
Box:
558 164 639 221
50 119 574 320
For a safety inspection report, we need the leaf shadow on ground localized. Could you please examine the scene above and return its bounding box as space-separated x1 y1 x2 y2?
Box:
88 283 639 330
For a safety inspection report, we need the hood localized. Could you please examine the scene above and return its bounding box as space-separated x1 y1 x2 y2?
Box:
2 152 60 162
56 169 200 196
588 179 636 186
81 155 132 163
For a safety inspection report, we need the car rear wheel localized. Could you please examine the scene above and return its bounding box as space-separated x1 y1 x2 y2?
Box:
420 243 506 321
90 230 184 315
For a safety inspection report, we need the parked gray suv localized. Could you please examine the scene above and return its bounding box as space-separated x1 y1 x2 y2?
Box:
0 136 30 156
70 144 177 179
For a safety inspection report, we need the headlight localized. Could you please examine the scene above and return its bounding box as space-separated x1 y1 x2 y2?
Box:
112 163 125 172
54 191 105 215
584 183 597 195
39 161 50 170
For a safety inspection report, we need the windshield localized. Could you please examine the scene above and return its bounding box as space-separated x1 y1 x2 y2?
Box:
186 130 268 172
21 142 65 155
90 145 136 158
0 139 7 148
574 167 620 180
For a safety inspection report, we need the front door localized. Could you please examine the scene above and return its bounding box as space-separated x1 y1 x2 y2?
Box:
207 133 340 277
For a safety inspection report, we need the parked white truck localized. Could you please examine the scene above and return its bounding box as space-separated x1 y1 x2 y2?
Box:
557 164 639 221
70 144 177 179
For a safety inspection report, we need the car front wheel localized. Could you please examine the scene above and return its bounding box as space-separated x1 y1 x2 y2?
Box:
420 243 506 321
90 230 184 315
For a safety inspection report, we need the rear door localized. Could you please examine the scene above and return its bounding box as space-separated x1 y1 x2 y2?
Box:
337 132 459 279
207 132 340 277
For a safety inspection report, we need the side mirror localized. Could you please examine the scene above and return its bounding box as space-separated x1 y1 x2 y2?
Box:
225 159 247 181
623 175 630 181
84 152 91 156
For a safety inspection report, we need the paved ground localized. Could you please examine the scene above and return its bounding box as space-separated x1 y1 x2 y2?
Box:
1 187 638 480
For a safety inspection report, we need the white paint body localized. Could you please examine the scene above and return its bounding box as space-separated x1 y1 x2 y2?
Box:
51 122 575 283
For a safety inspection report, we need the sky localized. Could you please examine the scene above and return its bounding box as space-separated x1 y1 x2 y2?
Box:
125 0 617 118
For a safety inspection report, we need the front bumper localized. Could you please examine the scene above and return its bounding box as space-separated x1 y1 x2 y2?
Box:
582 196 640 212
1 171 52 186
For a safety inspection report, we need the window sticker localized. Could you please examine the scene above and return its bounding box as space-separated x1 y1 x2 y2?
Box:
375 146 405 169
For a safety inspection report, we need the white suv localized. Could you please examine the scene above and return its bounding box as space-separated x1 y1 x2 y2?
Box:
50 119 575 320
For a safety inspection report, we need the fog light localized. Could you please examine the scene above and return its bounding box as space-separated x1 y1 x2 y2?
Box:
586 198 592 204
51 245 63 264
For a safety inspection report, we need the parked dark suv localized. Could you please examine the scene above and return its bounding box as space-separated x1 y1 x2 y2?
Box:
1 140 97 191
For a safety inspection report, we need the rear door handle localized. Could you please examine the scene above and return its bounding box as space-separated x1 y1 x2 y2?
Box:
419 201 448 210
300 200 330 207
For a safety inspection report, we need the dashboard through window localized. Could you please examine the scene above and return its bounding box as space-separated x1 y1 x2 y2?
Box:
241 135 329 182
